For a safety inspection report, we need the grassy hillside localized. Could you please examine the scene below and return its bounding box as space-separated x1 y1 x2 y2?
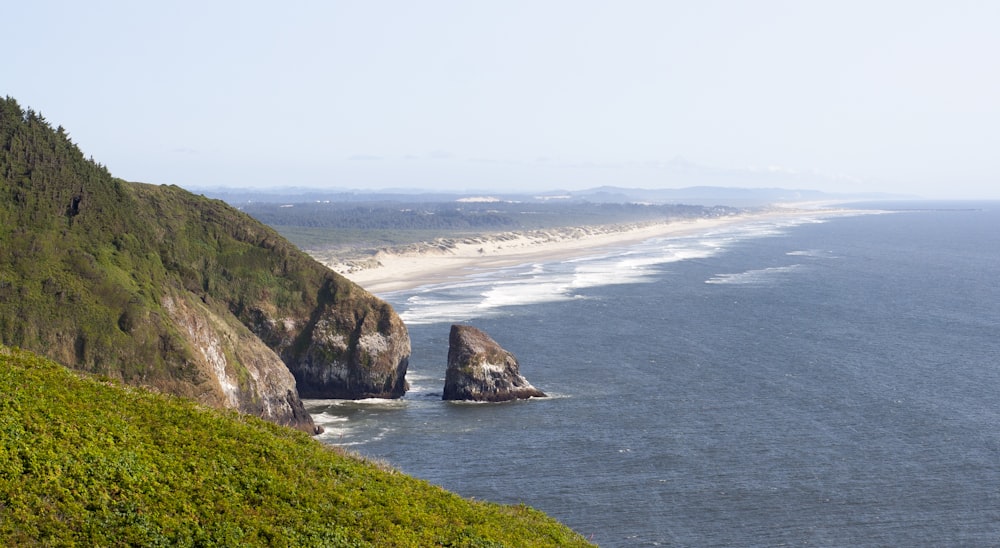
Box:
0 346 591 546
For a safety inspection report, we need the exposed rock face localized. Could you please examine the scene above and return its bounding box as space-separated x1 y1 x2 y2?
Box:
443 325 545 402
162 293 318 433
249 290 411 399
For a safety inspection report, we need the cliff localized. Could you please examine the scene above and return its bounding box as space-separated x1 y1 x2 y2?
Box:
132 182 411 402
443 324 546 401
0 97 410 432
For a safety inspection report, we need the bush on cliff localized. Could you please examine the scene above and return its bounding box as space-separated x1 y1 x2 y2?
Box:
0 346 591 546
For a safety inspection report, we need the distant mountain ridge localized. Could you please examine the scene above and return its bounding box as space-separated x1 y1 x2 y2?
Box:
0 97 409 432
198 184 908 207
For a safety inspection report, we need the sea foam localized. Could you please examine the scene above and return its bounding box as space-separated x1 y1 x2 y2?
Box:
394 214 841 324
705 264 805 285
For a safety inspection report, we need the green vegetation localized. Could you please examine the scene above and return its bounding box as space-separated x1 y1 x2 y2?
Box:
0 95 399 422
1 94 323 375
0 346 591 546
240 200 716 233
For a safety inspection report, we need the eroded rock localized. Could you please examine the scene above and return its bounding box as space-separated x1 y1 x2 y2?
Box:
162 293 320 434
443 324 545 402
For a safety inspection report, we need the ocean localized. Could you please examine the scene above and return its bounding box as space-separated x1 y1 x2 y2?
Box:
307 202 1000 547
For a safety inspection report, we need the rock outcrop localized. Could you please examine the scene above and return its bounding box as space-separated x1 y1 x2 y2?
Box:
443 324 545 402
247 290 411 400
162 292 317 432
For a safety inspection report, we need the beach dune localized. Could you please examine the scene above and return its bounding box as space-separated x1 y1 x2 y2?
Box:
312 208 835 295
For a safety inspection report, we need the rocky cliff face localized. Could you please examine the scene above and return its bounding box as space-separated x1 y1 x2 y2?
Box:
162 293 317 432
243 280 411 400
0 97 410 433
443 325 545 402
134 183 412 403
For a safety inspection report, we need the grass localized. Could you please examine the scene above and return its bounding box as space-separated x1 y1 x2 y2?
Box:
0 345 593 547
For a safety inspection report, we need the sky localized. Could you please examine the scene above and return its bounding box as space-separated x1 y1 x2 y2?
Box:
5 1 999 198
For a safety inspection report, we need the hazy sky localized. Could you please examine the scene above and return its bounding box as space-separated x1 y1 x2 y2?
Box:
5 1 999 198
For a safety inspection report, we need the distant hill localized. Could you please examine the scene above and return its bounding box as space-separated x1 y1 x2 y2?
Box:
198 183 906 208
0 345 591 546
0 97 410 432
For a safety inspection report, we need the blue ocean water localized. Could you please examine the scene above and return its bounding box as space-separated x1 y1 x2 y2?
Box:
308 202 1000 547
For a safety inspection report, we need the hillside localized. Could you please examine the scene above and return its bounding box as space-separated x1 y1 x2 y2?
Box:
0 96 409 432
0 345 591 546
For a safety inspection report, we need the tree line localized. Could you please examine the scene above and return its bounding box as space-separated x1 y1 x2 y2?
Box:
239 200 736 232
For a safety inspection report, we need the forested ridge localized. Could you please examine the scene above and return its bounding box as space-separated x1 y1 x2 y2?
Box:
0 95 399 381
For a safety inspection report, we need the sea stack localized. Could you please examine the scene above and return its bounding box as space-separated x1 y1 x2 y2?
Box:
443 324 546 402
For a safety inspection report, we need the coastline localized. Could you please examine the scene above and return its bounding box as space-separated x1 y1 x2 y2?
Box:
315 206 856 295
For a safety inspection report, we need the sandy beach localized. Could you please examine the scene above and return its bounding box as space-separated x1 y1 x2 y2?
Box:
315 206 851 295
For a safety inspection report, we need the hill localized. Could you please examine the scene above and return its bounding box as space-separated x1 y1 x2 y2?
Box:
0 97 409 432
0 345 591 546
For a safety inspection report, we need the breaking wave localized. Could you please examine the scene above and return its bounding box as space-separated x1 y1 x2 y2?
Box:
705 264 805 285
393 215 843 324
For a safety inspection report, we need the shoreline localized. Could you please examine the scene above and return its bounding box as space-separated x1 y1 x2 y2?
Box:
315 206 858 295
